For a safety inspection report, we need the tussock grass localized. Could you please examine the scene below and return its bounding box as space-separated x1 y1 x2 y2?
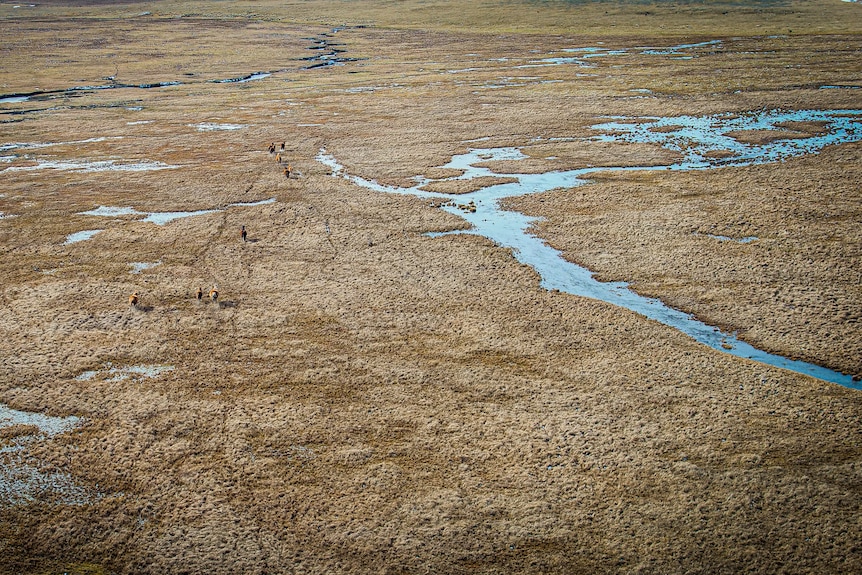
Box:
1 1 860 574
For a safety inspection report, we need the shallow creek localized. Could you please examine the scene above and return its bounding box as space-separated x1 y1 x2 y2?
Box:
318 108 862 389
0 29 352 107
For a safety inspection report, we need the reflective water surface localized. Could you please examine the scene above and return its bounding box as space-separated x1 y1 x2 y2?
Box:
318 109 862 388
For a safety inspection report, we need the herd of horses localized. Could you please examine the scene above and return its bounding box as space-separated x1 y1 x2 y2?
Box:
128 142 295 310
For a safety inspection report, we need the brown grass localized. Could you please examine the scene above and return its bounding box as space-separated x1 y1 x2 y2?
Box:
1 1 861 574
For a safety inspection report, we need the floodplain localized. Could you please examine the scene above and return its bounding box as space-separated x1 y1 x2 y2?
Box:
0 1 860 573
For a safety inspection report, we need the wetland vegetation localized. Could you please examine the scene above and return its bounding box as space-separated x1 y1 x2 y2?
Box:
0 1 860 573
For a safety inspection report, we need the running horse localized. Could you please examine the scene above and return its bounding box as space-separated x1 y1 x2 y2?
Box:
129 291 139 308
209 286 219 303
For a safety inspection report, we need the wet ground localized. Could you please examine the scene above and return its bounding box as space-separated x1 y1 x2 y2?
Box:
0 2 861 574
318 108 862 387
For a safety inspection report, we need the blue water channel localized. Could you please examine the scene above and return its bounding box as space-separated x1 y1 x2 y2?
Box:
319 109 862 389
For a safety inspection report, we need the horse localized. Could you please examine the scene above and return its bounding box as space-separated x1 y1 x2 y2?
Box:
241 225 247 242
280 141 285 151
284 164 292 178
129 291 139 308
209 286 219 303
268 142 276 154
196 287 203 301
275 153 281 163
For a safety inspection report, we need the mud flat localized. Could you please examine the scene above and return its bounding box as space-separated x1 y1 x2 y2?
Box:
1 1 861 574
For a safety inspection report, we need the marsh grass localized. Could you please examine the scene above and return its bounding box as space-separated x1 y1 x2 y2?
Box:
0 1 861 574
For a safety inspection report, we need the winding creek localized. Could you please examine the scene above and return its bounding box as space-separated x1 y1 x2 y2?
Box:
318 108 862 389
1 35 860 510
0 29 354 108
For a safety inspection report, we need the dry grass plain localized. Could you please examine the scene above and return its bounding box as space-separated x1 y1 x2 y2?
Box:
0 1 861 574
